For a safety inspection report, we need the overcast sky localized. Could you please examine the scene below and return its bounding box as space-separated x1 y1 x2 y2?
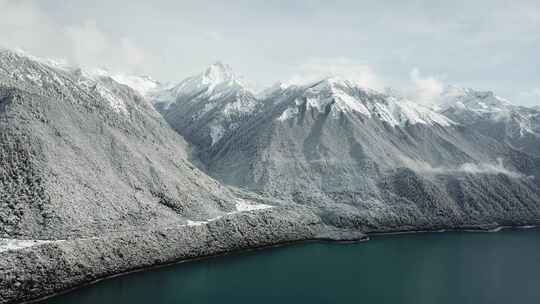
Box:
1 0 539 106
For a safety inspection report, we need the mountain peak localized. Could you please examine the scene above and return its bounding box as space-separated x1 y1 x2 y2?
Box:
202 61 235 85
149 61 250 110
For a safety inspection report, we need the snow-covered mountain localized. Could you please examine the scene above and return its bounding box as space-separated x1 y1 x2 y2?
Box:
2 47 540 256
151 62 262 149
441 86 540 157
2 49 356 304
0 49 245 239
2 48 540 304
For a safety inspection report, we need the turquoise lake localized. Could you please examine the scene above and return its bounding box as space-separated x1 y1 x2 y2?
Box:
42 228 540 304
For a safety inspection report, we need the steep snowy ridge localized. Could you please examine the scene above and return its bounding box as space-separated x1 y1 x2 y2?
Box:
0 49 140 116
277 78 454 127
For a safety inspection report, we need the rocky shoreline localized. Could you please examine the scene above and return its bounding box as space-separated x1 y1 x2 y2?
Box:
0 207 364 304
2 206 539 304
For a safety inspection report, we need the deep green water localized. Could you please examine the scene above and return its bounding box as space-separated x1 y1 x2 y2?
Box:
42 228 540 304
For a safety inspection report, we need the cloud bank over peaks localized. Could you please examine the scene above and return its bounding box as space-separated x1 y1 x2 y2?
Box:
0 0 151 76
284 57 384 91
282 59 449 108
408 67 445 105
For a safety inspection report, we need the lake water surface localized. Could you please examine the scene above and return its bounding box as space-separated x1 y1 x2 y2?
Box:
42 228 540 304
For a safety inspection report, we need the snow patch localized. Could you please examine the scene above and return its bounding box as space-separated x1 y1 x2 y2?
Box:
185 200 272 227
209 124 225 146
186 219 213 226
235 199 272 212
0 239 60 253
277 107 299 121
222 92 258 116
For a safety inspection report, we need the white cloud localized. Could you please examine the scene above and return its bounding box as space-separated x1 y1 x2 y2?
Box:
519 88 540 98
0 0 149 75
518 88 540 107
201 30 224 42
286 57 384 90
284 61 450 108
400 156 524 178
0 0 60 54
64 20 148 73
65 20 109 66
120 38 146 67
409 68 444 105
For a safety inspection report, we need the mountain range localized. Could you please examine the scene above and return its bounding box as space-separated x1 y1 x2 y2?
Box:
153 62 540 231
1 49 539 303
